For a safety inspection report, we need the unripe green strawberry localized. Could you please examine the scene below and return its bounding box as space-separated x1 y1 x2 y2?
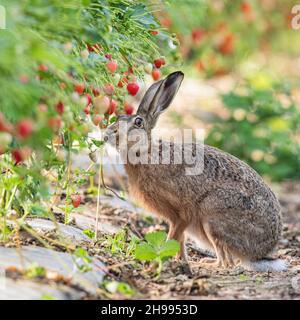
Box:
0 132 12 149
94 95 110 114
144 63 153 74
81 49 89 59
63 110 73 123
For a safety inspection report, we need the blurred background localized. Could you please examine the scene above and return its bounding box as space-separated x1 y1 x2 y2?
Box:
152 0 300 183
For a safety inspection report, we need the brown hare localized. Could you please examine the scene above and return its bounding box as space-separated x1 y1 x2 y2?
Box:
104 71 286 272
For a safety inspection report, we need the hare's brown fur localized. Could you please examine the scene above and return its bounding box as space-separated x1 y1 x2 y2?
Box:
125 142 282 266
105 71 284 271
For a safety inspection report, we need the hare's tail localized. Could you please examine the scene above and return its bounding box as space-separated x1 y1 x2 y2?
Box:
241 258 287 272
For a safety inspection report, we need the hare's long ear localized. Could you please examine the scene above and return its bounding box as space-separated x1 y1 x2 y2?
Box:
137 71 184 128
137 80 163 118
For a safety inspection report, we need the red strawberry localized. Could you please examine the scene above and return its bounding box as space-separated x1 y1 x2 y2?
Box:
0 114 12 132
151 30 159 36
107 99 117 115
154 59 163 68
195 60 205 72
12 147 31 165
128 66 135 74
71 194 81 208
38 64 48 72
16 119 34 139
127 82 139 96
105 53 112 60
107 60 118 73
118 76 128 88
103 84 114 96
241 1 252 14
152 69 161 81
59 82 66 90
74 83 85 94
92 114 102 126
55 101 65 114
160 17 172 28
92 87 100 97
48 116 62 132
85 93 92 106
191 28 204 44
124 103 134 115
118 80 124 88
218 33 234 55
241 1 254 21
38 104 48 113
87 43 102 52
84 105 91 115
12 149 24 165
19 75 29 84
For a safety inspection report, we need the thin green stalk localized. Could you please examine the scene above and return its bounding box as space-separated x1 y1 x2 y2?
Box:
64 132 72 224
95 151 103 240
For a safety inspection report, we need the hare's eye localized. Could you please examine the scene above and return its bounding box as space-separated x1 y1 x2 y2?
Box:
134 117 143 127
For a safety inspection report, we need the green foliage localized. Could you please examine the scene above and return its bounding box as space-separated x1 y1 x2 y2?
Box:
105 228 140 257
135 231 179 262
0 0 177 234
103 280 135 298
83 229 95 239
73 247 93 272
206 82 300 181
25 263 46 279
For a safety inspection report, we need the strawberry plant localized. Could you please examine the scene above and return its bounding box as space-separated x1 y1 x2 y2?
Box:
135 231 180 275
0 0 178 238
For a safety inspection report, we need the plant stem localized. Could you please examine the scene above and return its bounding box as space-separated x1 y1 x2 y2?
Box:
95 150 103 240
64 132 72 224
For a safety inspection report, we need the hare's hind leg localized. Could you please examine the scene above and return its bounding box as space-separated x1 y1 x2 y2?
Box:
199 222 235 268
